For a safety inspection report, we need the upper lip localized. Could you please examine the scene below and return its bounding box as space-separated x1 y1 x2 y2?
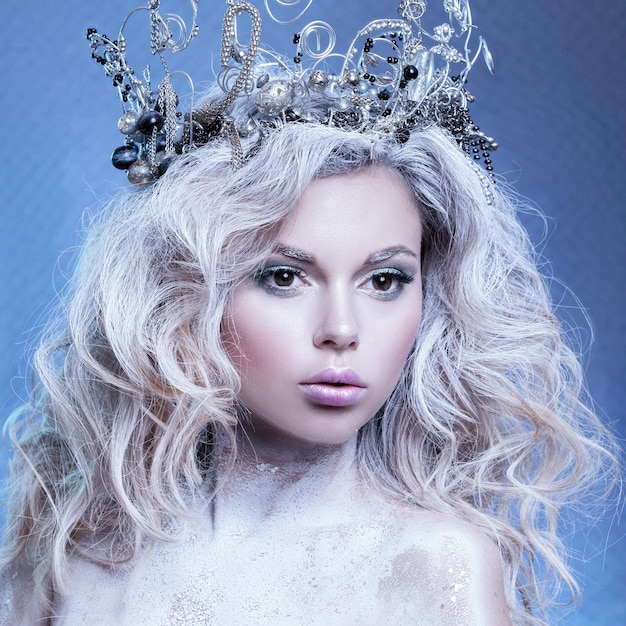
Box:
300 368 366 387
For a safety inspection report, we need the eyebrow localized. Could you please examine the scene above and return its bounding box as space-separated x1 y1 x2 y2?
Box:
274 246 316 263
367 246 419 263
273 245 418 265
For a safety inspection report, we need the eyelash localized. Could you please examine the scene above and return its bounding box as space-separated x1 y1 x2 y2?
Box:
254 265 415 298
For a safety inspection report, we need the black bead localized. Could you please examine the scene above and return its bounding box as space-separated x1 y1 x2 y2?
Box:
378 89 390 100
111 144 139 170
399 79 407 89
294 56 301 63
369 76 376 83
403 65 419 81
137 110 164 134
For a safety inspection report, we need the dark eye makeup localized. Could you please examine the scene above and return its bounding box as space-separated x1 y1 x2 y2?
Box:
254 263 415 299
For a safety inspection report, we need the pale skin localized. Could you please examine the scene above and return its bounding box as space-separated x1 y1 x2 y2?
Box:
1 168 511 624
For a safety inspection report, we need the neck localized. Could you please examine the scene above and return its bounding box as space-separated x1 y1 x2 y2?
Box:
240 422 358 466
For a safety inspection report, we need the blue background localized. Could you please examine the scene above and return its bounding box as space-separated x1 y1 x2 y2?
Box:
0 1 624 622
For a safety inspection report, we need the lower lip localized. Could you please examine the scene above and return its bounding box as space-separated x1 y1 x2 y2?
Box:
299 383 366 407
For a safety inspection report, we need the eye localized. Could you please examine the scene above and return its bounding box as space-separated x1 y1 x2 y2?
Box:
255 265 306 294
363 268 415 299
371 273 395 292
272 269 297 287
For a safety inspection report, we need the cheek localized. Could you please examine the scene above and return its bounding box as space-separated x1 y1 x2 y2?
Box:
378 302 422 384
394 315 421 366
222 297 296 377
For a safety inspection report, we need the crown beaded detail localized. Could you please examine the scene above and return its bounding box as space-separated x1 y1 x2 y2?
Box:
87 0 497 186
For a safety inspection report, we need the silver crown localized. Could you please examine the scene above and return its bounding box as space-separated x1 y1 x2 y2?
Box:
87 0 497 185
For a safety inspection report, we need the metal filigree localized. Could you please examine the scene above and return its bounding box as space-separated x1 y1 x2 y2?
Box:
88 0 497 185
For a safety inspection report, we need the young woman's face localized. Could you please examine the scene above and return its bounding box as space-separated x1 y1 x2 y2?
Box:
223 167 423 449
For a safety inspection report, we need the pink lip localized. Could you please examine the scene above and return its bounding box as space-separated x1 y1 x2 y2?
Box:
299 369 367 407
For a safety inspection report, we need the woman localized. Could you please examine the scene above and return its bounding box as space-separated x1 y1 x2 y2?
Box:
0 1 618 624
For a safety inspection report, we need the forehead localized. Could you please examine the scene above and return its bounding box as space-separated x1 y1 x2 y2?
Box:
277 167 422 258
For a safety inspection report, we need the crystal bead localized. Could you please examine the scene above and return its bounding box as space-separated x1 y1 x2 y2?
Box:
406 49 434 102
118 111 139 135
343 70 360 88
127 160 154 185
254 80 296 116
308 70 329 93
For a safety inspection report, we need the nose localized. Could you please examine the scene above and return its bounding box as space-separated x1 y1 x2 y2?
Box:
313 287 359 350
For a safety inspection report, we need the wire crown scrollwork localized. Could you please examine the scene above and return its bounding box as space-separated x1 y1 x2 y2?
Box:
87 0 497 185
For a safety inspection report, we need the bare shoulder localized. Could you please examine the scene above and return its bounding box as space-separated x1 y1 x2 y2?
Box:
0 559 47 625
381 508 512 625
54 557 127 625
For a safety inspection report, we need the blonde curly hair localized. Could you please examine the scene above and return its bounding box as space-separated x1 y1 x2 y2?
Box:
2 118 619 624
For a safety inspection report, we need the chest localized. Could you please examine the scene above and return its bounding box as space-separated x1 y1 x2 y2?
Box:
144 524 397 621
57 521 448 625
